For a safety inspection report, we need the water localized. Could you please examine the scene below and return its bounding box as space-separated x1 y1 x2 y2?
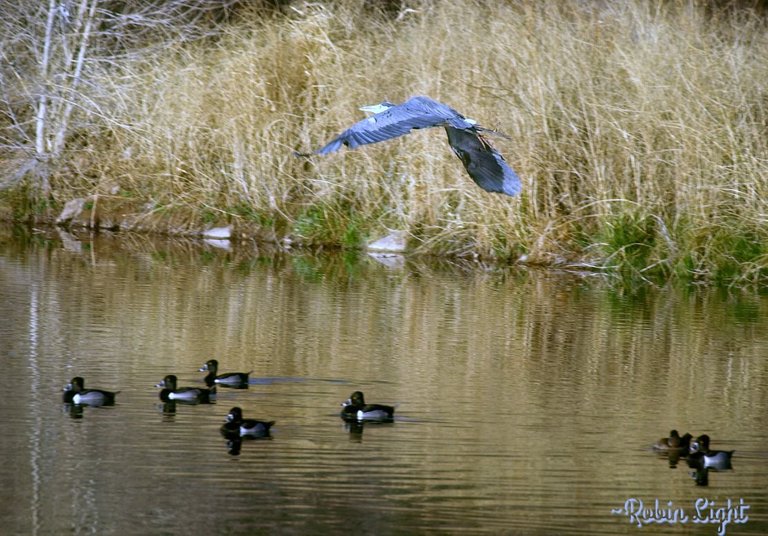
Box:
1 226 767 535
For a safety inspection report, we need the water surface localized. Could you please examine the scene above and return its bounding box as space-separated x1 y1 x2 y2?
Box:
1 226 767 534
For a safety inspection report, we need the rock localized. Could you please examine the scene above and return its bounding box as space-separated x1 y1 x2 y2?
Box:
202 226 232 239
56 228 82 253
367 230 407 253
56 198 87 224
204 238 231 251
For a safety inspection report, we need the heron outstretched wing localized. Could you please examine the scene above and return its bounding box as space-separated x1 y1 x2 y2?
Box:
444 127 522 196
298 95 522 197
314 96 469 154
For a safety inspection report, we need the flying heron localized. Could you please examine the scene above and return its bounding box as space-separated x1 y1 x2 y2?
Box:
296 95 521 196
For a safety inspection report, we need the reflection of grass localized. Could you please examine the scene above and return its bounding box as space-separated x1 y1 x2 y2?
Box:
5 1 768 284
291 255 323 283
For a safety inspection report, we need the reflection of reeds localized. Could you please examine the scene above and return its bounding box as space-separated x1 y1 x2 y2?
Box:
5 1 768 284
6 230 767 526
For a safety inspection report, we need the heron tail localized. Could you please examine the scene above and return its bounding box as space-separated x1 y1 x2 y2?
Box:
294 136 345 157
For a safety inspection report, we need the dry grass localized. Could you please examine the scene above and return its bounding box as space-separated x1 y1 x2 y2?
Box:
5 0 768 284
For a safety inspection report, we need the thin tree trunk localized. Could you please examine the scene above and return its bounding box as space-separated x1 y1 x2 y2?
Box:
35 0 57 158
52 0 98 158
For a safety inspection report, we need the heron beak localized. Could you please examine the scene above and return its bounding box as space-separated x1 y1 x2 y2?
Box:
359 103 390 114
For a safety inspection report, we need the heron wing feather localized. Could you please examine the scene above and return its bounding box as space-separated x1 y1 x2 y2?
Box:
444 127 522 196
314 97 459 154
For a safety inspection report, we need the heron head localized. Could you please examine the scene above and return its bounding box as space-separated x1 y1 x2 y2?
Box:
359 101 396 114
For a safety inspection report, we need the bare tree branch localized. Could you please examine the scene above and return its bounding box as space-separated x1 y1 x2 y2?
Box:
35 0 57 159
53 0 98 157
1 0 259 191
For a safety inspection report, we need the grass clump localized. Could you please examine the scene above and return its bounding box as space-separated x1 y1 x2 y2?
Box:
587 212 671 282
293 201 367 248
1 1 768 285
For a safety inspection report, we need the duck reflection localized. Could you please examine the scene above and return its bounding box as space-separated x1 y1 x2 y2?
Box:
159 400 184 416
344 420 365 442
657 448 687 468
689 465 711 486
224 437 243 456
63 403 85 419
343 419 396 443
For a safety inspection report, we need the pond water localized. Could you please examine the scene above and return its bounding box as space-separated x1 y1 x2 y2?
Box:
1 226 767 535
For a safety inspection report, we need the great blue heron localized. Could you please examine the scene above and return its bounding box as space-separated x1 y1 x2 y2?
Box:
297 95 521 196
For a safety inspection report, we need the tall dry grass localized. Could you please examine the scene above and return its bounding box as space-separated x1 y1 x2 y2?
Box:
7 0 768 284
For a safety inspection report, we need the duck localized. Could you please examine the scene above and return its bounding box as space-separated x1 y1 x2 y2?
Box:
653 430 692 452
340 391 395 422
688 434 734 469
155 374 215 403
62 377 118 406
221 407 274 438
199 359 251 388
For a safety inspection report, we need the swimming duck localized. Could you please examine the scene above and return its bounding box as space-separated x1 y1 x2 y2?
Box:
199 359 251 388
62 377 118 406
653 430 692 452
340 391 395 422
221 407 274 438
155 374 214 403
688 434 734 470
